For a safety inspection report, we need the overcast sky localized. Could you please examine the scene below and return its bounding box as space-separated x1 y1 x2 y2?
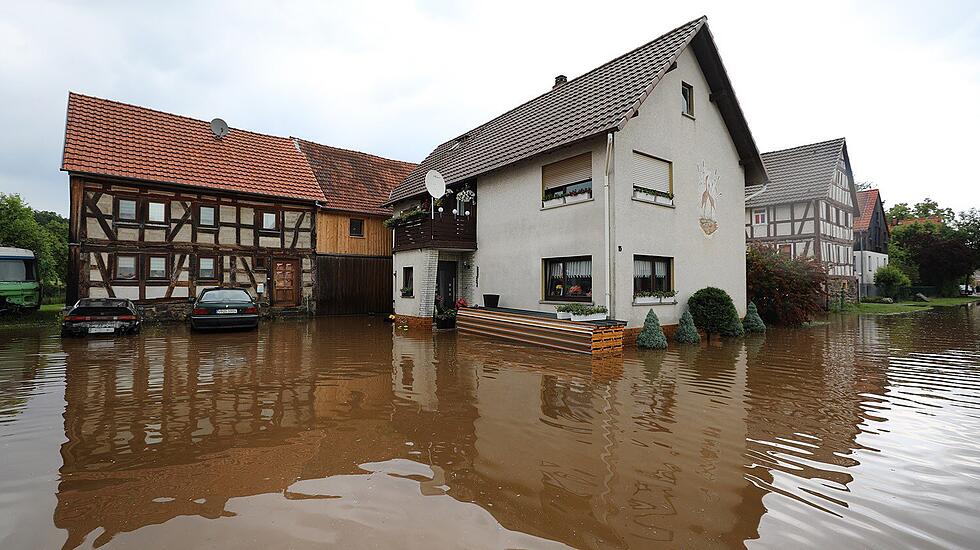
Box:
1 0 978 215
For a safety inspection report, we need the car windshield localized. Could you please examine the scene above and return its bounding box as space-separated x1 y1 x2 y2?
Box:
199 289 252 303
0 259 34 282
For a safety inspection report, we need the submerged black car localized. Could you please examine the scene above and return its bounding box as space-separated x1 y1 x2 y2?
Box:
189 287 259 331
61 298 141 336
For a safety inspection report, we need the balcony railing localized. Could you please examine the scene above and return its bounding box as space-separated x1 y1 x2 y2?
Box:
393 209 477 252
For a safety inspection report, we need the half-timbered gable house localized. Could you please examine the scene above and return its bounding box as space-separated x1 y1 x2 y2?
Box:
294 139 416 314
745 138 860 279
62 93 324 318
853 188 889 287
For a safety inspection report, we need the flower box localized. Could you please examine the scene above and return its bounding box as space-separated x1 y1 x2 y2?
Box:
556 311 572 320
633 296 658 305
571 313 607 322
565 193 590 204
542 198 565 208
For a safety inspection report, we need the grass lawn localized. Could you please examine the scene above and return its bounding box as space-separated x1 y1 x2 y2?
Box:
847 296 980 315
0 303 65 329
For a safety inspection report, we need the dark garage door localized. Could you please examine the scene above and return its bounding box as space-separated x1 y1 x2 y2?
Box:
315 255 392 315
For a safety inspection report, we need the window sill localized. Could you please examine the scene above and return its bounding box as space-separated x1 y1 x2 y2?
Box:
540 299 594 305
633 300 678 306
682 112 696 121
350 235 366 239
540 197 594 211
400 294 415 299
632 196 675 208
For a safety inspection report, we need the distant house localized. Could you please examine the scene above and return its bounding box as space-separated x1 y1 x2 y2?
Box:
853 189 889 286
889 215 944 229
744 138 860 297
62 93 413 318
384 16 768 333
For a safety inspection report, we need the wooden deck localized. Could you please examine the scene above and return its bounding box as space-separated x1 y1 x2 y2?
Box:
456 307 626 355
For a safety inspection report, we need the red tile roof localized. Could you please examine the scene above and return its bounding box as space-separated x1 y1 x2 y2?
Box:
853 189 879 231
62 93 325 202
294 139 415 216
890 216 944 228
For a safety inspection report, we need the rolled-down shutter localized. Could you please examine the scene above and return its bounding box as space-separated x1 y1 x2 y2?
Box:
633 152 671 193
542 153 592 191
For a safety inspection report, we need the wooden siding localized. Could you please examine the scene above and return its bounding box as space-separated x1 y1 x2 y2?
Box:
316 212 392 256
314 255 392 315
457 308 625 355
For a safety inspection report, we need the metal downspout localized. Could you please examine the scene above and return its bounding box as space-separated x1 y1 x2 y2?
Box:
604 132 614 318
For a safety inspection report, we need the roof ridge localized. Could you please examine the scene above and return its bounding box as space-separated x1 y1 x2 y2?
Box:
432 15 707 146
291 137 416 167
67 91 296 143
761 137 845 156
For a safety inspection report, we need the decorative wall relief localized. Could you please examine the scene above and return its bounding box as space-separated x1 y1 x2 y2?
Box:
698 161 720 236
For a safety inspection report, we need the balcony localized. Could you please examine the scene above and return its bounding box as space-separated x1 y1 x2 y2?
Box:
393 209 477 252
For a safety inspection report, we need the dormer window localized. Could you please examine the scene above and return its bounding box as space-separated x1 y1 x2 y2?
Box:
681 82 694 117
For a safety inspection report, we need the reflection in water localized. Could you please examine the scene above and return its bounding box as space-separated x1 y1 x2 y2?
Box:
0 307 977 548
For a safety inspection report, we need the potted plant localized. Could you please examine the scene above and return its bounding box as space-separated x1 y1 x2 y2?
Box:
542 192 564 208
570 304 608 322
659 290 677 303
555 304 573 319
400 287 413 298
433 307 457 329
564 188 590 204
633 290 657 305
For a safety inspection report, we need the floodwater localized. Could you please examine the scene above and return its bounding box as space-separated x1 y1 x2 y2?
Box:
1 307 979 549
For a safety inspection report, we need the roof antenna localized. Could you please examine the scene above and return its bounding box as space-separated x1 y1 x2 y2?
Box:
210 118 230 139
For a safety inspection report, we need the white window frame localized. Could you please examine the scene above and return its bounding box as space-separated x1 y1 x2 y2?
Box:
752 208 767 226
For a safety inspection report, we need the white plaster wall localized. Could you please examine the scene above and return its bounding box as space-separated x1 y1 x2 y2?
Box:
393 248 440 317
470 138 608 312
613 46 748 326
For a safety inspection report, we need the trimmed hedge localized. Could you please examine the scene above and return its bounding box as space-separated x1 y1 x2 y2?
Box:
688 287 744 339
636 309 668 349
674 310 701 344
742 302 766 333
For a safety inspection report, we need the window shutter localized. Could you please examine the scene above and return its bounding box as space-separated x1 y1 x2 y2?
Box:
542 153 592 191
633 152 671 193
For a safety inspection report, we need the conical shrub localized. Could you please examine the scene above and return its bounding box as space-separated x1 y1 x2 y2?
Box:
674 310 701 344
636 309 668 349
742 302 766 333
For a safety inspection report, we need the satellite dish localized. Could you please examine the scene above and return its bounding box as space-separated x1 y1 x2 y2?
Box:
210 118 230 139
424 170 446 198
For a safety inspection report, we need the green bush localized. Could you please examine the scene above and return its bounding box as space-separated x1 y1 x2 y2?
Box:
746 244 828 325
674 310 701 344
687 287 744 339
636 309 667 349
742 302 766 333
874 265 911 300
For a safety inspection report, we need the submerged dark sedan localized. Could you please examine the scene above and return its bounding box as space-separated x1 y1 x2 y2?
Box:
189 287 259 331
61 298 141 336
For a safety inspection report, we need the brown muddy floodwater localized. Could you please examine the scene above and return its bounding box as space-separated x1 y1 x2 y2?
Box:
1 306 979 549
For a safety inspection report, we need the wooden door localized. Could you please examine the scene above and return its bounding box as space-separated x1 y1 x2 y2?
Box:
273 259 299 306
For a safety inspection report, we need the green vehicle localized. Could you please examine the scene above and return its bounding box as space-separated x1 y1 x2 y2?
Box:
0 247 41 313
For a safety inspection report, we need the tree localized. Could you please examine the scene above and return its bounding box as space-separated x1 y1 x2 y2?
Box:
687 287 743 339
746 245 828 326
674 310 701 344
636 309 667 349
911 198 955 223
742 302 766 333
0 194 68 299
886 202 912 223
873 265 911 300
889 221 976 296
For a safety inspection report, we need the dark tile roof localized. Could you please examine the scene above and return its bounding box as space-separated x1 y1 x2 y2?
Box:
853 189 880 231
387 16 766 204
746 138 845 207
62 93 325 202
294 139 416 216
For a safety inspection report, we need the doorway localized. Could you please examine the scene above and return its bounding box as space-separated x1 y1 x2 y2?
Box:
272 259 300 306
435 260 458 312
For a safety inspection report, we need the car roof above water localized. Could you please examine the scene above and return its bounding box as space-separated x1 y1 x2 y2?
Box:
0 247 35 259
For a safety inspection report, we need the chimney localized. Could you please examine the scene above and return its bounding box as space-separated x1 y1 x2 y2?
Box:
553 75 567 89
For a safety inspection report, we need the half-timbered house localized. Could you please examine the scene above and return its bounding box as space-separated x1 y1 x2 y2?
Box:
745 138 860 296
853 188 889 287
61 93 413 319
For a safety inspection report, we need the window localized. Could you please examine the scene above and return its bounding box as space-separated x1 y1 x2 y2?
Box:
681 82 694 116
199 206 216 227
147 201 166 223
632 152 672 200
401 266 414 296
254 256 267 271
634 256 673 295
115 255 137 280
778 244 793 257
544 256 592 301
0 259 34 282
752 208 767 225
198 257 216 280
349 218 365 237
261 211 278 231
542 153 592 207
147 256 168 279
117 199 137 221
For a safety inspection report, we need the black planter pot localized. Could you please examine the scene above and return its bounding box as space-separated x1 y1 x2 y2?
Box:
435 316 456 329
483 294 500 308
